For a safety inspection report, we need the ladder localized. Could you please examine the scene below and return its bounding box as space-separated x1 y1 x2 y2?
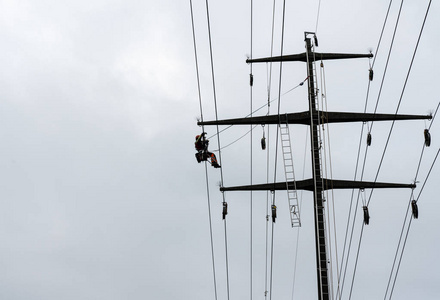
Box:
280 121 301 227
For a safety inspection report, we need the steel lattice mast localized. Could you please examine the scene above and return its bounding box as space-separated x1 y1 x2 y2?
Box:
198 32 430 300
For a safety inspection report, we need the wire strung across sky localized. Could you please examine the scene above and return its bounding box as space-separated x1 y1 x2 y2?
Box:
189 1 218 300
190 0 437 299
265 1 276 299
191 0 232 299
345 0 434 298
385 101 438 300
203 0 232 298
249 0 254 299
366 0 433 207
346 4 413 293
206 80 307 145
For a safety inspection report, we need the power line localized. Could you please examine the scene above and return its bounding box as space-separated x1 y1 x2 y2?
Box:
337 107 369 299
385 99 438 299
370 0 404 128
214 125 258 151
320 60 341 299
338 1 399 295
347 1 433 296
250 0 254 298
264 125 271 300
383 145 424 299
367 0 432 207
389 147 439 299
346 0 433 296
270 0 287 298
272 0 287 191
372 0 394 68
265 2 277 298
207 81 306 142
204 1 231 299
315 0 322 33
348 223 365 300
189 1 218 299
291 131 309 300
269 205 275 300
266 0 277 110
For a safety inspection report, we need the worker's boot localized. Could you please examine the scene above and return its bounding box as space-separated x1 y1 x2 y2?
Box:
212 162 221 168
210 154 221 168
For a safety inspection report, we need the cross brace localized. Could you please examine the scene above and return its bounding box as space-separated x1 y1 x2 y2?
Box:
198 111 431 126
220 178 416 192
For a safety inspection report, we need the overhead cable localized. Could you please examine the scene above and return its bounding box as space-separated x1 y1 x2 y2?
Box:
315 0 322 33
349 1 433 297
265 1 277 298
270 1 287 299
249 0 254 298
189 1 218 299
370 0 404 125
204 1 230 299
367 0 432 207
372 0 394 68
338 0 400 287
207 81 306 141
389 148 439 299
385 101 437 300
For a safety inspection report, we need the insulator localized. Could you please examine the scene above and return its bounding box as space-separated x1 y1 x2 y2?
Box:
222 202 228 220
250 74 254 87
369 68 374 81
314 35 319 47
367 132 372 146
363 206 370 225
411 200 419 219
271 205 277 223
299 81 304 86
424 129 431 147
261 136 266 150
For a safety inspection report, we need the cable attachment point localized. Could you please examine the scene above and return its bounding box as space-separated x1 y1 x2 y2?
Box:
261 131 266 150
363 206 370 225
369 68 374 81
250 73 254 86
367 132 372 146
424 129 431 147
299 76 309 86
314 35 319 47
222 202 228 220
271 205 277 223
411 200 419 219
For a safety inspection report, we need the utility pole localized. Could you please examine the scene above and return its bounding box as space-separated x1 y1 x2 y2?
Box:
304 33 329 300
198 32 430 300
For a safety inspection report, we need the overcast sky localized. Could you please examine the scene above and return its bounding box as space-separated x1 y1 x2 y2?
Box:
0 0 438 299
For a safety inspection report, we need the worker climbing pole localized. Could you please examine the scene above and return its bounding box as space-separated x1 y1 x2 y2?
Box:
195 132 221 168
